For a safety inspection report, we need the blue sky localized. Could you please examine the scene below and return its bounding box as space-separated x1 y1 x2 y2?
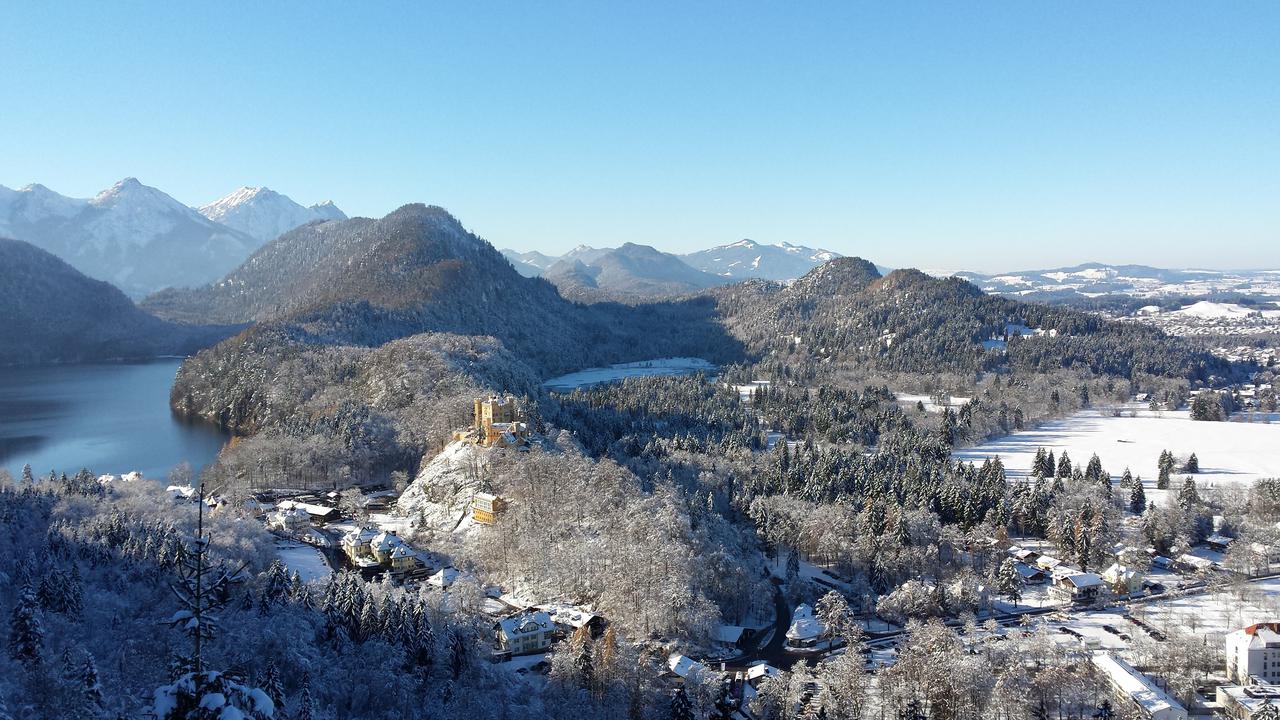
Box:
1 2 1276 271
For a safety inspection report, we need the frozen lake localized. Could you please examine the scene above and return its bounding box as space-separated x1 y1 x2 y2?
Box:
955 408 1280 500
542 357 716 392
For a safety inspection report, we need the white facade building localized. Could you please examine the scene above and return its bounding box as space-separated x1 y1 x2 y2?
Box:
1227 623 1280 685
1091 653 1187 720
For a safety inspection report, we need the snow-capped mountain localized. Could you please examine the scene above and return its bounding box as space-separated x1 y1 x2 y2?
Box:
953 262 1280 300
680 239 840 281
198 186 346 244
500 248 560 277
0 178 259 297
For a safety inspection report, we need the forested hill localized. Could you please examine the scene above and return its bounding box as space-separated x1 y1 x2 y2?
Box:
144 204 743 377
0 238 232 365
713 257 1236 383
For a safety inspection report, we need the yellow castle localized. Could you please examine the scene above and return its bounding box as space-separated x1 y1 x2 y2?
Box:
453 395 530 448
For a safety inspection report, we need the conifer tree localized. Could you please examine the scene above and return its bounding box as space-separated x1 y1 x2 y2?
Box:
261 661 284 711
1129 479 1147 514
8 583 44 667
670 686 694 720
997 558 1022 607
81 654 104 715
294 672 314 720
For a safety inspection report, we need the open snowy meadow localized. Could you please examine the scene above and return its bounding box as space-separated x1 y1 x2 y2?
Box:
954 408 1280 496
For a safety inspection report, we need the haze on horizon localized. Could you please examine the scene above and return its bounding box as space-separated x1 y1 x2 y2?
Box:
1 2 1276 272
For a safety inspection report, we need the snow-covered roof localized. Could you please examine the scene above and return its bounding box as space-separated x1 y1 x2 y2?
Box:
1230 623 1280 648
429 567 475 588
1091 653 1186 717
786 604 826 642
1102 563 1140 582
1178 553 1215 570
497 611 554 640
1059 573 1103 589
745 663 781 682
1014 563 1045 579
372 530 405 552
667 653 705 679
276 499 337 518
166 484 196 500
389 545 415 560
341 527 378 545
535 604 600 630
1206 533 1235 547
1218 683 1280 712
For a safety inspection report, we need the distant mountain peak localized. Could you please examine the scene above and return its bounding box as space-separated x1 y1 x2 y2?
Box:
682 239 841 281
92 177 163 204
198 185 347 244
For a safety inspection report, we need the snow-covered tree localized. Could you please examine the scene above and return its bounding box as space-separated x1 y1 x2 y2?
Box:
670 686 694 720
1129 479 1147 514
997 558 1023 607
8 583 44 667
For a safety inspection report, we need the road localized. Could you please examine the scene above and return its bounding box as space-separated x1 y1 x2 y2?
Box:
723 579 795 669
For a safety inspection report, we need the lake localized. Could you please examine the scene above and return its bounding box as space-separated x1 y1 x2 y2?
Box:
0 359 228 482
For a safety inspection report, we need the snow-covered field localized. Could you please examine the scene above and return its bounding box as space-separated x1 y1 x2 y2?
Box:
955 409 1280 496
542 357 716 392
274 540 332 583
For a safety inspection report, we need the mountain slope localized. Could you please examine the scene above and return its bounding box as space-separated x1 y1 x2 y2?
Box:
500 248 559 277
0 179 258 296
198 186 347 244
144 205 742 376
682 239 839 281
544 242 729 298
711 257 1235 382
0 238 231 365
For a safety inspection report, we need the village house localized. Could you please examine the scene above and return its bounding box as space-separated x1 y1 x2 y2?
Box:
1207 533 1236 553
389 545 418 572
666 653 708 681
1227 623 1280 685
275 499 339 525
1091 653 1187 720
1035 555 1064 573
340 527 380 567
1049 572 1104 605
270 505 312 535
370 530 406 564
495 611 556 655
1014 562 1047 585
535 604 606 638
1101 563 1145 596
1177 553 1216 574
784 604 829 653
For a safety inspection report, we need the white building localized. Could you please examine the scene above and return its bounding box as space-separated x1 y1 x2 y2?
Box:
495 611 555 654
1216 684 1280 719
784 604 829 653
1101 563 1144 596
1049 572 1104 604
1091 653 1187 720
1227 623 1280 685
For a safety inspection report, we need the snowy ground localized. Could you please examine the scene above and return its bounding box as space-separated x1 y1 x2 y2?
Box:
274 540 332 583
955 408 1280 506
894 393 972 414
542 357 716 392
